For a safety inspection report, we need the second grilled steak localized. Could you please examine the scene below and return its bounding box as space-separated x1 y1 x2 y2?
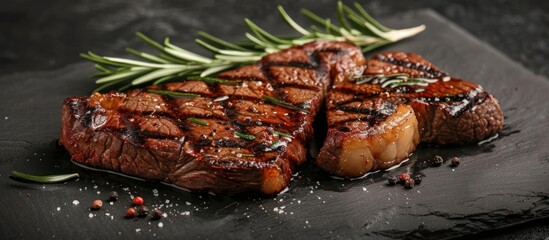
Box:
316 52 504 178
60 41 364 195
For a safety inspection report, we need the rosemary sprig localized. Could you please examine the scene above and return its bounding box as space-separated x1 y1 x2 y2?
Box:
187 117 209 126
274 130 294 138
147 89 201 98
352 73 438 90
186 76 239 85
82 1 425 92
11 171 79 184
270 140 287 150
236 153 255 158
234 131 256 140
262 95 308 112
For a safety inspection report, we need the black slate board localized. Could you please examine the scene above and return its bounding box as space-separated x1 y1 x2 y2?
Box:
1 9 548 240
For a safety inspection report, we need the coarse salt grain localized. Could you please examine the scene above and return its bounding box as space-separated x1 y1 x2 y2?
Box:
72 200 79 205
180 211 190 216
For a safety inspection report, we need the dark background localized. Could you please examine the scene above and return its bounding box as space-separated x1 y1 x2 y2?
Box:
1 0 548 239
1 0 548 78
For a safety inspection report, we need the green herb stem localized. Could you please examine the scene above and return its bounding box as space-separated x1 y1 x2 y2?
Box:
274 130 294 138
353 73 438 89
187 117 209 126
147 89 201 97
11 171 79 184
262 95 308 112
186 76 239 85
238 153 256 157
234 132 256 140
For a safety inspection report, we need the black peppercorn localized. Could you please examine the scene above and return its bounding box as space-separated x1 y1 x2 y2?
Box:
151 209 163 220
450 157 461 167
432 155 443 167
136 205 149 217
387 175 398 185
109 191 119 201
413 174 423 184
404 178 415 189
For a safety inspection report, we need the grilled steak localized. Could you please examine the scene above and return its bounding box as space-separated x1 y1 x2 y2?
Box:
315 52 504 178
60 41 364 195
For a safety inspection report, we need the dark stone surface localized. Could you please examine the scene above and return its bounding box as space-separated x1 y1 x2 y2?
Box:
1 1 548 239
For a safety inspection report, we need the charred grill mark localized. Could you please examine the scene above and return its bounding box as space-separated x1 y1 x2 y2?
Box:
273 82 322 91
80 108 94 128
194 138 213 147
67 99 94 128
334 101 398 125
447 91 489 117
414 94 471 103
214 139 246 148
336 104 396 117
318 48 343 53
308 51 322 67
331 87 382 98
375 55 447 78
140 131 177 140
309 51 330 89
262 61 316 68
215 75 263 82
331 86 478 105
122 123 146 146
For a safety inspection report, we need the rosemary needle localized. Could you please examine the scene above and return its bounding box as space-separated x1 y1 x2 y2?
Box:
274 130 294 138
11 171 79 184
262 95 307 112
237 153 255 157
234 132 256 140
147 89 201 97
353 73 439 89
187 118 209 126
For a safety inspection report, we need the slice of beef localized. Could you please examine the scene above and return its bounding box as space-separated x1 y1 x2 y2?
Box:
316 52 504 178
60 41 365 195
